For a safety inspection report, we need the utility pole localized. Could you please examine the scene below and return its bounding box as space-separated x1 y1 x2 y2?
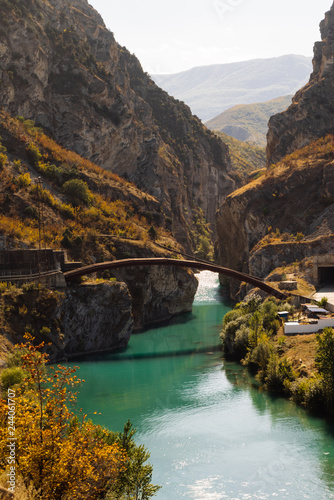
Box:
36 177 43 283
36 177 41 281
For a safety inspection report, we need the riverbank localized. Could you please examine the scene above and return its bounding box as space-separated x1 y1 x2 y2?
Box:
221 293 334 417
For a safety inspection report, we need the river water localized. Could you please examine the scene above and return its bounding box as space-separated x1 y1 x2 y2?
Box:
70 272 334 499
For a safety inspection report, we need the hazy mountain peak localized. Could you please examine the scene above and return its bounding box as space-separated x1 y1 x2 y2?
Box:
152 55 312 121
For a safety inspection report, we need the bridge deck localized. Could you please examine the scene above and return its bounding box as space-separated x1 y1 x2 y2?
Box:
64 258 288 300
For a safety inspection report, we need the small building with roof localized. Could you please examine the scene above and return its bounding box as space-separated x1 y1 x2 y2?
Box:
284 303 334 335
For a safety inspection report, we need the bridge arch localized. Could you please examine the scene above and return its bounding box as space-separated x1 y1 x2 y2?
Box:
64 258 288 300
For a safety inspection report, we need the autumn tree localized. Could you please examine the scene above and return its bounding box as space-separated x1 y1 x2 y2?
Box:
0 335 126 499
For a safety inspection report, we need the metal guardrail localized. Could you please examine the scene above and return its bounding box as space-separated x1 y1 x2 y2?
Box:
0 269 60 281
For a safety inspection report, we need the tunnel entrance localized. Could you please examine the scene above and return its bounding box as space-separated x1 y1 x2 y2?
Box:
318 266 334 285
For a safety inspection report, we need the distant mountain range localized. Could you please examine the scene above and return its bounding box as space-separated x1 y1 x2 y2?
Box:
206 95 293 146
152 55 312 121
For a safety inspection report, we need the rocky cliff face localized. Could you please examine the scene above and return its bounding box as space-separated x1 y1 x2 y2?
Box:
267 2 334 165
56 268 197 356
0 269 198 361
216 137 334 297
0 281 133 360
216 4 334 298
112 266 198 331
0 0 235 250
56 282 133 358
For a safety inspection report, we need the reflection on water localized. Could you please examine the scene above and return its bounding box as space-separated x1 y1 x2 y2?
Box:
67 272 334 500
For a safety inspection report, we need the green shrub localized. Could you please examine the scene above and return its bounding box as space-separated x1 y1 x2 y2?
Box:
318 296 328 308
147 225 157 240
241 294 262 314
195 235 212 260
23 205 39 219
234 324 251 359
39 162 66 184
63 178 91 205
278 302 293 313
291 376 325 412
220 314 250 358
27 143 42 165
0 366 24 390
21 282 40 293
5 349 27 368
105 420 161 499
61 233 72 249
262 300 280 335
40 326 51 336
265 355 296 395
222 308 244 327
30 184 56 207
246 338 272 375
261 299 278 318
316 327 334 407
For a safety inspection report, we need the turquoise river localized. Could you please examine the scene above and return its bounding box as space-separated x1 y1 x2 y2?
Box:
69 272 334 499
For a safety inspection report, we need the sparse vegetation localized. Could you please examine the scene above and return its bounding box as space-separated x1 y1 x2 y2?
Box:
221 295 334 415
214 131 266 179
0 111 175 263
269 135 334 171
190 207 214 261
318 296 328 308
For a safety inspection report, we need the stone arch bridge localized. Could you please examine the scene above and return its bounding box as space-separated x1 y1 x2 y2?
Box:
64 258 288 300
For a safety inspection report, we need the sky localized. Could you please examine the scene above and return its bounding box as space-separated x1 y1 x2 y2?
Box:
88 0 332 74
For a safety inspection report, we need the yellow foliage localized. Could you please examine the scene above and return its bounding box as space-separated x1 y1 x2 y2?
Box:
0 336 126 499
0 152 8 168
0 110 168 257
17 173 31 188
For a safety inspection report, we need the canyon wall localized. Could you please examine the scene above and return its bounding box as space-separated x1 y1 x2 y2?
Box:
0 0 235 249
267 2 334 165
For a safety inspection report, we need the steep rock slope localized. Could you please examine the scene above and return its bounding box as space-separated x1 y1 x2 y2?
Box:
0 112 199 354
267 3 334 165
153 55 312 122
112 265 198 331
57 282 133 359
216 137 334 297
0 281 133 361
0 0 235 249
